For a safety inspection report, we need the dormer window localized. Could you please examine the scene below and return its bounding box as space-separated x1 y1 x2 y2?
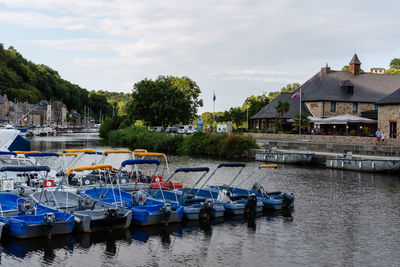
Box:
340 80 354 95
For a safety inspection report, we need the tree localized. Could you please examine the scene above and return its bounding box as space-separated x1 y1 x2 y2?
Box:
129 76 202 128
275 100 290 132
385 69 400 75
226 107 245 129
390 58 400 69
241 93 269 118
280 83 300 93
292 112 311 133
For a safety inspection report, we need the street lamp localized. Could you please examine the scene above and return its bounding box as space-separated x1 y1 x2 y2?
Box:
346 125 349 136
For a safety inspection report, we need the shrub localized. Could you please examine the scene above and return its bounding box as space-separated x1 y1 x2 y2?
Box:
105 127 258 159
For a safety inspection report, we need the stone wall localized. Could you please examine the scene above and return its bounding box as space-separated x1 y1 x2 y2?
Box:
378 104 400 137
246 133 400 156
246 132 400 146
305 101 374 117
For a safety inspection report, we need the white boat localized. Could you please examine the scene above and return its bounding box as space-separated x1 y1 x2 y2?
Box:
0 129 30 152
326 157 400 172
256 150 313 164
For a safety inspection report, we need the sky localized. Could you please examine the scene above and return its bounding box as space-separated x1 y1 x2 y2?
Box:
0 0 399 113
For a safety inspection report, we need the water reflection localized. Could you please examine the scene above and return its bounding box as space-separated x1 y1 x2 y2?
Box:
2 134 399 265
1 211 290 261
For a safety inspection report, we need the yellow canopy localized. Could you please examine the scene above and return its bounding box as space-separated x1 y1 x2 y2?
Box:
64 149 96 153
102 150 132 155
134 152 165 157
65 164 113 176
13 151 41 154
259 164 278 169
133 149 147 153
56 153 78 157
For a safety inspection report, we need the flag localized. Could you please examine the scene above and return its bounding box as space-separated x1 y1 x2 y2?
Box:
213 93 216 102
24 116 28 123
291 90 301 98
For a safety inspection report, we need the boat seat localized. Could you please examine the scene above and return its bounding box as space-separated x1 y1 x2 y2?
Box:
184 197 208 204
112 201 127 207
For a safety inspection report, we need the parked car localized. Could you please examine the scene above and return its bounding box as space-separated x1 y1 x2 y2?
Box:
166 127 178 134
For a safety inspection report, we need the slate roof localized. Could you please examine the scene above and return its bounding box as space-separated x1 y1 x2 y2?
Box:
251 93 311 120
299 69 400 103
349 54 361 65
376 88 400 105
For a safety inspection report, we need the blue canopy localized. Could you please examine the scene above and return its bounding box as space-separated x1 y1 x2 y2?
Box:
25 152 59 158
121 159 160 167
0 166 51 172
84 152 103 155
175 167 209 173
0 151 17 157
218 163 246 168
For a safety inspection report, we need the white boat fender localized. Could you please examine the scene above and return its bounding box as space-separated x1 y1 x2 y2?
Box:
74 216 81 224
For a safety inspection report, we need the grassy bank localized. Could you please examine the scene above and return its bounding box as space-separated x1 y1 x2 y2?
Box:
105 126 258 159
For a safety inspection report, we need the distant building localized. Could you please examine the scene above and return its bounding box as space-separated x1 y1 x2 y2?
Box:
370 67 385 74
251 54 400 134
376 88 400 138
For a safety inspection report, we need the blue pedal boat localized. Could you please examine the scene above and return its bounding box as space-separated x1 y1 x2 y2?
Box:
0 193 74 239
149 167 225 220
210 164 294 210
81 159 184 226
193 163 265 215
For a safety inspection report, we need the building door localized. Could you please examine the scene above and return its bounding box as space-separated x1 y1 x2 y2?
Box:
390 122 397 138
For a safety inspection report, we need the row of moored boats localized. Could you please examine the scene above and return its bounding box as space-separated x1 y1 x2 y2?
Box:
0 149 294 239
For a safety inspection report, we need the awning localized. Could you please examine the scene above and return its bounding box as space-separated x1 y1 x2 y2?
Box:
312 114 377 125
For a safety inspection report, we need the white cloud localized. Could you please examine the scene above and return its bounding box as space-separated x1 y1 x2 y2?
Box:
1 0 400 112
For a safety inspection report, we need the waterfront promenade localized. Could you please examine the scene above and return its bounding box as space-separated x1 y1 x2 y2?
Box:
247 133 400 157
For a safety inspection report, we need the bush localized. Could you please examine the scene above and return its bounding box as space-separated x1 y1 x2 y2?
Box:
107 126 182 154
105 127 258 159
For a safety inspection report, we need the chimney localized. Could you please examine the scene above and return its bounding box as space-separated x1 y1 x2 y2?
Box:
349 53 361 75
321 63 331 73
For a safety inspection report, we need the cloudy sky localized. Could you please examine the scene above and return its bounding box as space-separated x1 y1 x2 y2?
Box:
0 0 399 113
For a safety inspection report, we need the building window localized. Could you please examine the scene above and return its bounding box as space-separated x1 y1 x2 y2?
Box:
352 102 358 113
330 101 336 112
374 104 378 111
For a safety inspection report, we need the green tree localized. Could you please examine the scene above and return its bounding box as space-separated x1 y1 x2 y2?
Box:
390 58 400 69
292 112 311 133
275 100 290 132
280 83 300 93
385 69 400 75
241 93 269 118
225 107 245 129
129 76 202 128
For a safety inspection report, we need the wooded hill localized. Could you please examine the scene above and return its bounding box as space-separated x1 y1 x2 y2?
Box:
0 44 129 119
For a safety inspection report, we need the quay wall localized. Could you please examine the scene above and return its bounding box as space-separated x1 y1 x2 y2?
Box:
246 133 400 157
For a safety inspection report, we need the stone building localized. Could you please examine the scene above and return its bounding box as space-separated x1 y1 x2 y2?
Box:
0 94 9 121
376 88 400 139
51 101 67 126
251 54 400 132
370 67 385 74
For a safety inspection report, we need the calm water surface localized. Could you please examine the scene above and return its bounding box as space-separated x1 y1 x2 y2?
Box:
1 133 400 266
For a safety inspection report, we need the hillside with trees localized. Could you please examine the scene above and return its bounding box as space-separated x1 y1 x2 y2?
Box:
0 44 114 120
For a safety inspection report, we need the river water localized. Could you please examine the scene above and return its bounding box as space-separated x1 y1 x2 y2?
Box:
1 133 400 266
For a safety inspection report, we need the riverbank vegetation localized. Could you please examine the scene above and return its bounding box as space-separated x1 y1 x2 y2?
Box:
105 126 258 159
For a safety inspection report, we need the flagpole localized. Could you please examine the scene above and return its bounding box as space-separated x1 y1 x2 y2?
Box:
299 88 302 136
246 105 249 129
213 90 215 133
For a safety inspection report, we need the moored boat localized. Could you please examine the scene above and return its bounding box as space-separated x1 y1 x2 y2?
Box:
0 193 74 239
